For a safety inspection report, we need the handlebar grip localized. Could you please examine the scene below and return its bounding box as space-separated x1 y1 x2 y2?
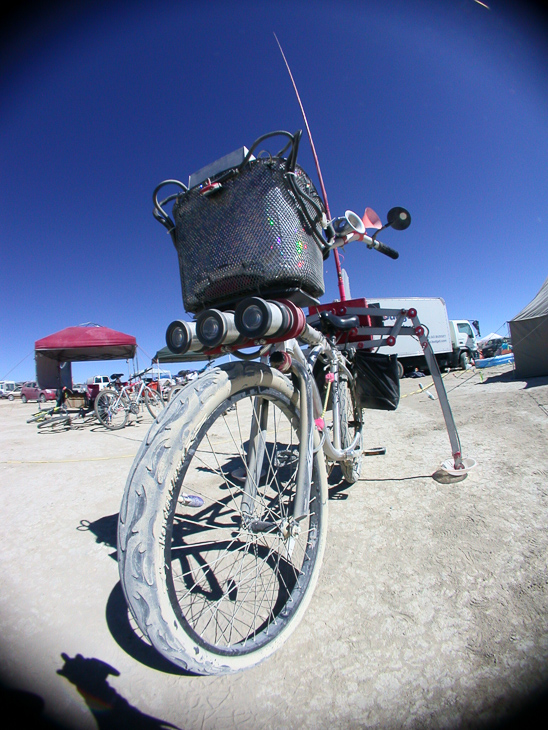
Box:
374 240 399 259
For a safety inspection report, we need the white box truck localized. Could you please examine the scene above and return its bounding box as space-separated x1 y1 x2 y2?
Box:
366 297 479 376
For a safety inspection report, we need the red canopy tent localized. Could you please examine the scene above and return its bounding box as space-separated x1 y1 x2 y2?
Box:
35 325 137 362
34 324 137 389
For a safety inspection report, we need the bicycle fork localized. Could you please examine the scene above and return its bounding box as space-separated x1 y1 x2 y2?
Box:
241 396 269 523
240 359 315 537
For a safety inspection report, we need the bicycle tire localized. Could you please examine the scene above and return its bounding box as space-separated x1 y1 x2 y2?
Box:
144 387 165 419
339 375 363 484
37 414 71 432
167 384 185 402
118 361 328 675
94 388 129 430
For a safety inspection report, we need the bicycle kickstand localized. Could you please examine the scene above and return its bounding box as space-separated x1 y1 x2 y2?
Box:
411 315 476 476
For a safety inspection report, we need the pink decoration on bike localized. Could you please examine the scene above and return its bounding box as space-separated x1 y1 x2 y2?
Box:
315 418 325 431
325 373 335 382
362 207 382 230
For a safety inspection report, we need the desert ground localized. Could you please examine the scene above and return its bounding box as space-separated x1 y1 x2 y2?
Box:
1 362 547 729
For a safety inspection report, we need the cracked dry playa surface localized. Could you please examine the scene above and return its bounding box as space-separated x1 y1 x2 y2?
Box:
1 364 547 729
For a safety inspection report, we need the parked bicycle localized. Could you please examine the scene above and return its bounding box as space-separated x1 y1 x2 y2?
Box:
166 362 213 402
27 403 68 425
117 129 473 676
94 368 165 430
36 408 97 432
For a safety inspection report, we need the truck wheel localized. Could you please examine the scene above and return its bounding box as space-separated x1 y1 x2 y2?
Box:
21 394 27 403
459 351 471 370
397 360 405 379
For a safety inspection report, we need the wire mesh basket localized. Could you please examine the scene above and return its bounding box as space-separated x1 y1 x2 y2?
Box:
154 131 327 313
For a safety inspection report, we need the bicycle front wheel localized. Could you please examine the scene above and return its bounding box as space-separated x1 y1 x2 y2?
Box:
118 361 328 675
94 389 129 430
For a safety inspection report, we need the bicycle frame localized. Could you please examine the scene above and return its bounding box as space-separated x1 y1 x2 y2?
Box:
238 295 469 528
111 379 145 410
239 328 362 527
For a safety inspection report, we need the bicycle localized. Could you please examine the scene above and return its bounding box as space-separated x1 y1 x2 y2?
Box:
26 387 94 431
117 130 474 675
94 368 165 430
27 403 68 425
36 409 98 432
26 387 77 425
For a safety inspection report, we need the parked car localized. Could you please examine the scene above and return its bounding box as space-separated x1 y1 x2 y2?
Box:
0 381 18 400
20 381 57 403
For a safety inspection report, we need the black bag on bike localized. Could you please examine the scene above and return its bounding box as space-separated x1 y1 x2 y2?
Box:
352 352 400 411
169 131 327 313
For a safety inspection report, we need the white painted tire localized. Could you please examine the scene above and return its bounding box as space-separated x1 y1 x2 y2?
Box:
118 361 328 675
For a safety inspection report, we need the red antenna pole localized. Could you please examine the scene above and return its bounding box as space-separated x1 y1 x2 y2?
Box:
274 34 346 301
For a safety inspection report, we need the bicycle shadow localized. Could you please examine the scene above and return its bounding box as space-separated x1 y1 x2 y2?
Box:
57 653 183 728
479 370 548 390
78 514 118 558
327 470 351 500
77 515 194 675
105 583 194 676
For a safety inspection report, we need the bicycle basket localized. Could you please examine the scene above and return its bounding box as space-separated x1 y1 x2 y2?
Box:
159 131 327 313
352 352 400 411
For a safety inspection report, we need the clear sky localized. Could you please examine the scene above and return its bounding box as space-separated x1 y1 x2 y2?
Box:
1 0 547 383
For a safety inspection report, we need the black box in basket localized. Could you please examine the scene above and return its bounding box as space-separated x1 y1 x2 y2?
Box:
170 133 327 313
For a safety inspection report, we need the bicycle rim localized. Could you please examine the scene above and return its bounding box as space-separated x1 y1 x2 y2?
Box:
95 390 128 430
145 388 164 418
37 415 70 431
172 389 321 651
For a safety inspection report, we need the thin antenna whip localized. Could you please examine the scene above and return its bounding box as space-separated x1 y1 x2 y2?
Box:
274 34 347 299
274 34 331 220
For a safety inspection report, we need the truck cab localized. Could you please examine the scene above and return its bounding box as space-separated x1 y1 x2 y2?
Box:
449 320 479 368
86 375 111 390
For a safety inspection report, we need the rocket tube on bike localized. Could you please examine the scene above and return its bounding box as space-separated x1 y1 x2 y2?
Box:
234 297 291 339
195 310 246 349
234 297 306 343
165 320 200 355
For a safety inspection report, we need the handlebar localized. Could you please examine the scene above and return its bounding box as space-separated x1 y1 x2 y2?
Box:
363 234 400 260
130 367 154 380
330 206 409 260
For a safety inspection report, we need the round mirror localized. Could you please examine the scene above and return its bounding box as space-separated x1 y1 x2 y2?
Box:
386 206 411 231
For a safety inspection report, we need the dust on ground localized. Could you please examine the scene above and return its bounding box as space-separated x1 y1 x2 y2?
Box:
1 363 547 729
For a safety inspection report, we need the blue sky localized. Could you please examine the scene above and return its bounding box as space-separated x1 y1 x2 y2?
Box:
1 0 547 382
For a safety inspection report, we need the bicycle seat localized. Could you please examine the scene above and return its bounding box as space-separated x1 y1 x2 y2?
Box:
313 310 360 334
110 373 124 380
